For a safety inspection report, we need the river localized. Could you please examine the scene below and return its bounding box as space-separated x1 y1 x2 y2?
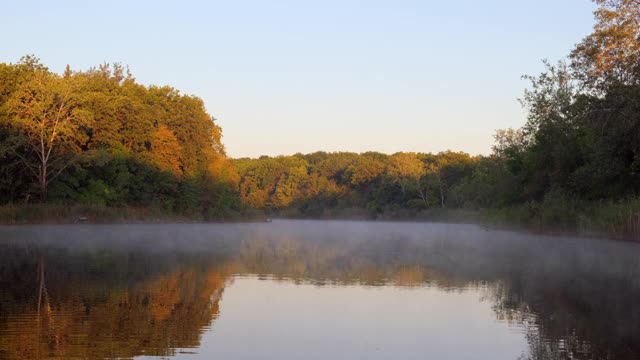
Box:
0 220 638 359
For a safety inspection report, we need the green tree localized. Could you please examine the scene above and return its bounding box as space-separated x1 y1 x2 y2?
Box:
150 124 183 175
344 156 385 186
571 0 640 88
2 71 90 201
386 152 428 207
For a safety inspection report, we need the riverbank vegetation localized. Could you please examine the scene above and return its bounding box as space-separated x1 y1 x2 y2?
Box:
1 0 639 240
234 0 640 240
0 58 243 221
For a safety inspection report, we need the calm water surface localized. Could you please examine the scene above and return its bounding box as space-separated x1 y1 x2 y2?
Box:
0 220 639 359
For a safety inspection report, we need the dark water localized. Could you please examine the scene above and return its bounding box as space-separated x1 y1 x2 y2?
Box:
0 220 639 360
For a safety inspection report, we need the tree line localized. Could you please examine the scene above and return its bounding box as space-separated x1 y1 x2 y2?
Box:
0 58 240 219
234 151 477 217
0 0 639 234
234 0 640 236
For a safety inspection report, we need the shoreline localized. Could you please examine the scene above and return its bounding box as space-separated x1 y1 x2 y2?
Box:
0 204 266 225
1 204 637 243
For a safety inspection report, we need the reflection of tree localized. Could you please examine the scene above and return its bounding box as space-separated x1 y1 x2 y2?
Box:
2 224 640 360
490 270 640 360
0 250 233 360
234 232 640 360
35 258 54 359
237 234 489 288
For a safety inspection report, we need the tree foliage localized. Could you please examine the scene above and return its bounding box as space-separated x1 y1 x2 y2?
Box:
0 57 240 219
232 0 640 225
571 0 640 88
234 151 476 216
2 68 90 200
1 0 639 228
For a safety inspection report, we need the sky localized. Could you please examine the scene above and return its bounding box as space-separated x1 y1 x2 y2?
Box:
2 0 597 158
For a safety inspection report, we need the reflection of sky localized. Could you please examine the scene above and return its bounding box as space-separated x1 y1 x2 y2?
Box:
2 1 596 158
141 277 527 360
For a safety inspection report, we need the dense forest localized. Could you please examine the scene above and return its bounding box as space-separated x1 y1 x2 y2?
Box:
234 0 640 238
0 58 241 220
0 0 639 238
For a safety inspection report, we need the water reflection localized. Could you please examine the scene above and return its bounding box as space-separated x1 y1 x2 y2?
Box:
0 245 233 359
0 221 639 359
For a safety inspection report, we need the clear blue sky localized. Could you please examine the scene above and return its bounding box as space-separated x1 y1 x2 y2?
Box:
2 0 596 158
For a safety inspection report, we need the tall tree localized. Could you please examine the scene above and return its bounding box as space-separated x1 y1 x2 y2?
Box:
571 0 640 88
150 124 183 175
386 152 428 207
2 71 90 201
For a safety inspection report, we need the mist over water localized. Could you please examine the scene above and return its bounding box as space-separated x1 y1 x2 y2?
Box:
1 220 639 359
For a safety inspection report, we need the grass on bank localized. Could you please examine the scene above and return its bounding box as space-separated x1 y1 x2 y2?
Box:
278 194 640 242
1 197 639 242
482 194 640 242
0 203 264 225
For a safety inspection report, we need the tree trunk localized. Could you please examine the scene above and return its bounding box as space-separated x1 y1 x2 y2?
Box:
418 188 429 208
438 178 445 208
39 164 47 202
